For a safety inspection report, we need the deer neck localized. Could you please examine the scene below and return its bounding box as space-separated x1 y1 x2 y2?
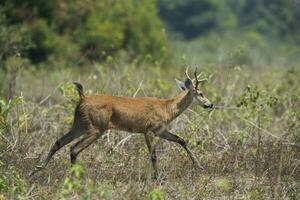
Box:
165 90 193 122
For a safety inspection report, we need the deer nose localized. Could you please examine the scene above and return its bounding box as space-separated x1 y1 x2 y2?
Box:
203 104 213 109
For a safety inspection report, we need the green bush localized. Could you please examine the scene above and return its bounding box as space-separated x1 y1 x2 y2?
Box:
29 19 80 63
2 0 169 65
77 0 169 63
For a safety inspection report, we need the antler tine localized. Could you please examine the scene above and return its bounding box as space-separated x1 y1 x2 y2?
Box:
185 66 192 80
196 72 203 79
194 67 200 88
196 72 207 82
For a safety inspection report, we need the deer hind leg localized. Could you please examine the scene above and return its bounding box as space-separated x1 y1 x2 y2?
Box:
30 129 82 176
159 130 203 170
144 132 158 179
70 128 102 164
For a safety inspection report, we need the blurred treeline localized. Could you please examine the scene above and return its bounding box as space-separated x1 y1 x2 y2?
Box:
158 0 300 41
0 0 169 67
0 0 300 68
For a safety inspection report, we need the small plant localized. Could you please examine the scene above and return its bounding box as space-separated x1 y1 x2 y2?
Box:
215 178 232 193
61 164 112 199
59 82 80 124
61 164 85 198
149 188 165 200
0 95 23 131
59 82 80 102
248 188 266 200
0 161 27 199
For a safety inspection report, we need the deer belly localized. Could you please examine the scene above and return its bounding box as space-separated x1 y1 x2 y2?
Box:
109 112 149 133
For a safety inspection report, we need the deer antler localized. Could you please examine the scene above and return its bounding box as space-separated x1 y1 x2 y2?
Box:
185 66 192 80
185 66 207 88
194 68 200 88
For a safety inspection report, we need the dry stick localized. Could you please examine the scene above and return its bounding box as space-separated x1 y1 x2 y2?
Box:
290 159 300 176
213 105 240 110
21 92 28 135
238 115 300 146
24 183 35 199
102 130 111 145
38 83 63 106
255 110 262 180
216 130 230 150
115 134 139 149
0 132 12 147
133 80 143 98
274 142 283 199
9 117 18 150
217 107 299 147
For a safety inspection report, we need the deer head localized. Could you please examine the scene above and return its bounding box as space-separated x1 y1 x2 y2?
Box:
176 67 213 109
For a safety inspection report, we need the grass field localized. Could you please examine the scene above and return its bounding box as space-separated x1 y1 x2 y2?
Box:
1 39 300 199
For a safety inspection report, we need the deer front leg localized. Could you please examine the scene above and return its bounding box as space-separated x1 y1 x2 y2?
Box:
144 132 158 179
158 130 203 170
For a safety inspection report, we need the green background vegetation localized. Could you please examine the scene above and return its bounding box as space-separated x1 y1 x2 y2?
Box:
0 0 299 199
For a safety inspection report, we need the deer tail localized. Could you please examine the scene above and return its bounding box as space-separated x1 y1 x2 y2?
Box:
73 82 85 100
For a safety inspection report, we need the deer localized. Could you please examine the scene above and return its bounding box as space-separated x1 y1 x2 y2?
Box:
30 67 213 179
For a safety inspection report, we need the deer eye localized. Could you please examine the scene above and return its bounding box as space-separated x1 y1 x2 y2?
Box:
198 92 204 97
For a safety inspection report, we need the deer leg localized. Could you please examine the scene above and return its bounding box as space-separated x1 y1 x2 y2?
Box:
144 132 158 179
30 129 81 176
159 130 203 170
70 129 101 164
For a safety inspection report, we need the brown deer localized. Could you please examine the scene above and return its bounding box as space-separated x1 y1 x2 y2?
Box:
30 68 213 179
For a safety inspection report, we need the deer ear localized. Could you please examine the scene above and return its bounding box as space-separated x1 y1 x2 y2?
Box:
175 79 187 90
184 78 192 89
175 78 192 90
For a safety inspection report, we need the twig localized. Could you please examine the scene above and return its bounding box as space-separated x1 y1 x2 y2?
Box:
0 132 12 146
216 130 230 149
38 83 63 105
291 159 300 176
274 142 283 199
213 105 240 110
133 80 143 98
115 134 139 148
236 113 300 147
25 183 35 199
237 114 282 140
21 92 28 135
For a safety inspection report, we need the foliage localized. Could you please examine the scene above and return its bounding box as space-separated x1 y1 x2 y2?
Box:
149 188 165 200
61 164 112 199
0 6 31 63
248 188 266 200
0 161 27 199
0 96 23 131
1 0 169 65
158 0 219 39
215 178 232 193
29 19 80 63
